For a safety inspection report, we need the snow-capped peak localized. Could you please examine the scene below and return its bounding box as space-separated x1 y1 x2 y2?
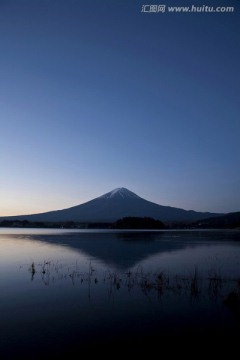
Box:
99 187 141 200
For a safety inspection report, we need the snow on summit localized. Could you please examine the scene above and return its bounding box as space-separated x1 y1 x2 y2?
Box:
99 187 141 200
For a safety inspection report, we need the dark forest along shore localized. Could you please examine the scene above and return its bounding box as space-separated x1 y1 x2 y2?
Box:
0 229 240 356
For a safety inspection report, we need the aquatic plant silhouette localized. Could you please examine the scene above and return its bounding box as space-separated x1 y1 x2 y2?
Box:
23 260 240 306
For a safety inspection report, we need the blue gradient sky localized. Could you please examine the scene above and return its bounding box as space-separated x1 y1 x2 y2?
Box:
1 0 239 216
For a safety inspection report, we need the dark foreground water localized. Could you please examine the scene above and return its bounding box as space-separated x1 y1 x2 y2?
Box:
0 228 240 357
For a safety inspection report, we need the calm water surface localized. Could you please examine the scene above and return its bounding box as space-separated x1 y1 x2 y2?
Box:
0 228 240 356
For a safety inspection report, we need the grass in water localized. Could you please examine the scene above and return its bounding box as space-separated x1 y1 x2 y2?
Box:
24 260 240 308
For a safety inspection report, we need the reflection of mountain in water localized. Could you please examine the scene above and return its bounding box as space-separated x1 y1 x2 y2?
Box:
30 231 178 269
27 230 240 270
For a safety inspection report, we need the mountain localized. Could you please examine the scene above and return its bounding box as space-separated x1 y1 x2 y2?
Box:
190 212 240 229
0 187 223 224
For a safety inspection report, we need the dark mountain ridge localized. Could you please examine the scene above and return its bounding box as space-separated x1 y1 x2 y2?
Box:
190 211 240 229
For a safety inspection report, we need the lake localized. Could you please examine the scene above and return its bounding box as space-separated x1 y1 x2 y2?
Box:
0 228 240 357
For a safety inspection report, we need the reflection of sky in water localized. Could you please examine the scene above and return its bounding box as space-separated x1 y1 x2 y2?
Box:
0 228 240 357
0 229 240 299
138 244 240 278
1 229 240 276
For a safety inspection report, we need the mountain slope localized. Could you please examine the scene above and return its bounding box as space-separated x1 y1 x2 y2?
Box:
0 187 223 223
190 212 240 229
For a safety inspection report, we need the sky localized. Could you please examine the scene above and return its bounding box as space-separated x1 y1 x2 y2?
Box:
0 0 239 216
